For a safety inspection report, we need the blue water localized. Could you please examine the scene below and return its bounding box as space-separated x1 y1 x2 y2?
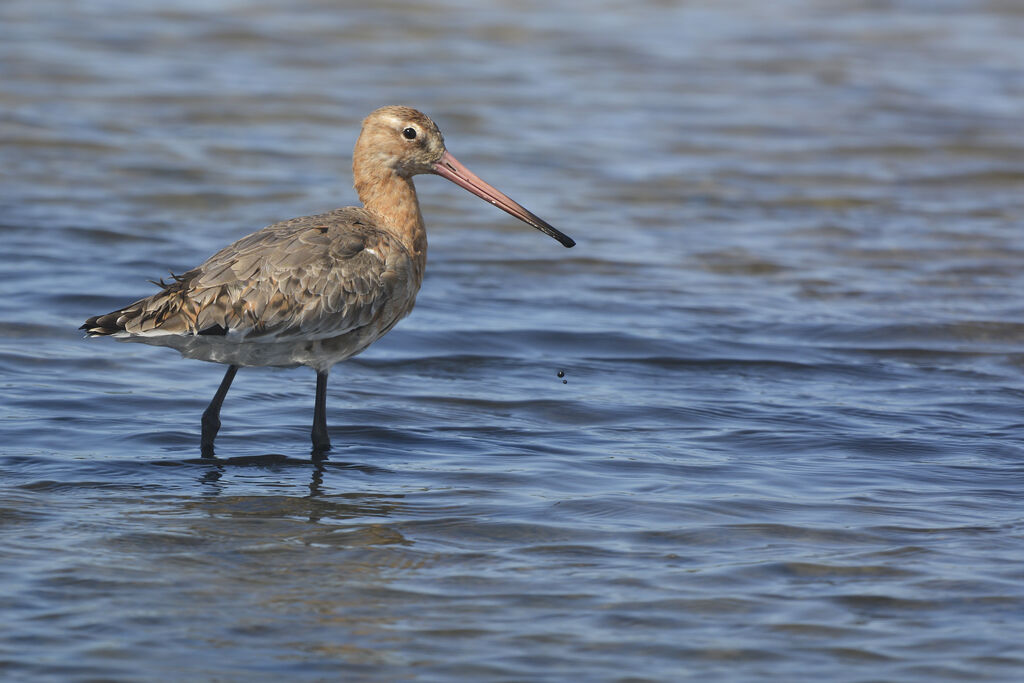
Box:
3 0 1024 680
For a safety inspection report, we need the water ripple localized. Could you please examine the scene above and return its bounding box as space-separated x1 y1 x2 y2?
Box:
3 0 1024 680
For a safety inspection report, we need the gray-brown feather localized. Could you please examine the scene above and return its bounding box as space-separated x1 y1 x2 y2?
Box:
81 208 418 347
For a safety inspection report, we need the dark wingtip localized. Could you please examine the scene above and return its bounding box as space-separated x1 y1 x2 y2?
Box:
80 312 123 336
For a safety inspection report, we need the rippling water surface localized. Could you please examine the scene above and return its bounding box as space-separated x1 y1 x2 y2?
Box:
3 0 1024 680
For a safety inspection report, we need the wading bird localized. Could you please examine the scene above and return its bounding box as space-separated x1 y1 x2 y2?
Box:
81 106 574 458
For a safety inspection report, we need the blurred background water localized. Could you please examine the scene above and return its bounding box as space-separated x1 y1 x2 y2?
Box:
3 0 1024 680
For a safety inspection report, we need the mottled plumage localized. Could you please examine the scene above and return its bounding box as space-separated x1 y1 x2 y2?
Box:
81 105 574 457
82 208 417 370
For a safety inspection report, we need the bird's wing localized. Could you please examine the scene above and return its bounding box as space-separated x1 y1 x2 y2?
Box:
85 208 417 342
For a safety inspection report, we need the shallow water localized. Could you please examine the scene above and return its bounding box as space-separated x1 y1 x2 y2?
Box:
3 0 1024 680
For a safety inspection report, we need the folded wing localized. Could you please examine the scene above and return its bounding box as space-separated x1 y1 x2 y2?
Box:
81 208 416 344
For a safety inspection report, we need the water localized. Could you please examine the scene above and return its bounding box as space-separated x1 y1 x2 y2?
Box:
3 0 1024 680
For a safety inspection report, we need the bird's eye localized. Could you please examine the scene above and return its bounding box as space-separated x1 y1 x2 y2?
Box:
402 127 417 140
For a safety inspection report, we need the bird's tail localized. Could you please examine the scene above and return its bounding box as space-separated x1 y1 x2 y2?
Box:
80 274 186 337
80 310 127 336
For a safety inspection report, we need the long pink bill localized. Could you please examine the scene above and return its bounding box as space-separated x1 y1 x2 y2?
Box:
432 150 575 248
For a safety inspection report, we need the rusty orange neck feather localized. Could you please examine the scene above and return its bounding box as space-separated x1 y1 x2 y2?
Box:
352 156 428 280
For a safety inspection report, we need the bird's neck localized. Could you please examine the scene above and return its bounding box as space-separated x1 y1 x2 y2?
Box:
354 166 428 278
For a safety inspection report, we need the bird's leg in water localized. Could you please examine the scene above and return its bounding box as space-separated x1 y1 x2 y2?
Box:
201 364 238 458
312 370 331 458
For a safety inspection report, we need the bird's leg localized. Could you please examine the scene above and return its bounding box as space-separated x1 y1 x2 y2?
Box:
201 364 238 458
311 370 331 459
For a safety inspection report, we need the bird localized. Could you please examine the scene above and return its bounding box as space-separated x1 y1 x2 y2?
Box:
81 105 575 458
